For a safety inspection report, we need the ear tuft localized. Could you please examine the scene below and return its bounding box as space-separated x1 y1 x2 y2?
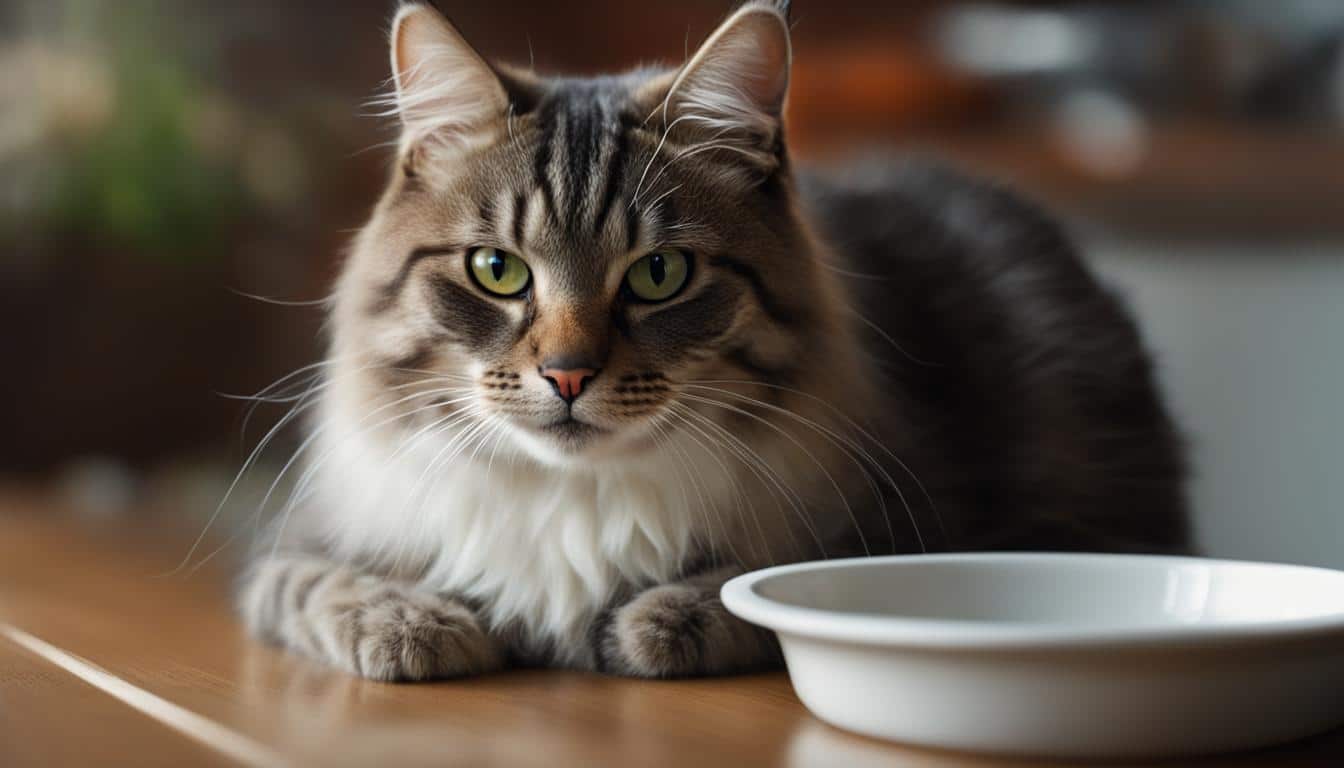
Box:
662 4 792 161
388 3 508 154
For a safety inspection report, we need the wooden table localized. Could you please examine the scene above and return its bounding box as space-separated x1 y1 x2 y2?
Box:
1 494 1341 767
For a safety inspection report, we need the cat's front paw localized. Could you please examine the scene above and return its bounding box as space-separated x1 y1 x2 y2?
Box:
338 588 501 682
240 557 501 682
605 584 713 677
597 582 777 678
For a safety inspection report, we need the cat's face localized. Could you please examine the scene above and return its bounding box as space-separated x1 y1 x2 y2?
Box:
334 2 813 467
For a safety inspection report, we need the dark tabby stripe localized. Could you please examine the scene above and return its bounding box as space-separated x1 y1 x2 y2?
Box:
370 244 461 315
633 280 743 350
386 342 436 374
593 123 629 235
292 569 328 614
564 98 601 223
707 254 803 327
347 606 366 677
511 192 529 248
425 274 511 354
478 197 497 232
532 99 559 223
624 193 641 252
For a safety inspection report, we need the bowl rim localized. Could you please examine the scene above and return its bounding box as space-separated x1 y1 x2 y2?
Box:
720 552 1344 651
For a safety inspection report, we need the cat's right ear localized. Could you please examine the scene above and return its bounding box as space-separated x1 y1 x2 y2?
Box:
389 3 509 170
649 1 793 175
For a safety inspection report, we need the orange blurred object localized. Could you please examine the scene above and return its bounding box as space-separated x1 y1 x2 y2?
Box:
788 42 990 153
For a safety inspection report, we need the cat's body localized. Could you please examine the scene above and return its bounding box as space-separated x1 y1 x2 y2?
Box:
239 1 1187 680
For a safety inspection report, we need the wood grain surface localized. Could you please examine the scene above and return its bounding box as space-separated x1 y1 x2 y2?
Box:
1 492 1340 767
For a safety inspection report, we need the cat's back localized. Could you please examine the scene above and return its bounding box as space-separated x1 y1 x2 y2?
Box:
798 155 1190 554
799 154 1095 335
797 154 1124 394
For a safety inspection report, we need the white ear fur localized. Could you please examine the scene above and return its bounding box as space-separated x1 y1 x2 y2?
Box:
389 3 508 152
663 4 792 151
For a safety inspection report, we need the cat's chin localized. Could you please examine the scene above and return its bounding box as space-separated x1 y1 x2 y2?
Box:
507 419 659 469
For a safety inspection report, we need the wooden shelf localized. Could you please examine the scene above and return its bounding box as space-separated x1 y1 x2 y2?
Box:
796 124 1344 240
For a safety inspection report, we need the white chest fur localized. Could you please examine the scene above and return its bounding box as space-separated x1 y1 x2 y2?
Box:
307 406 712 662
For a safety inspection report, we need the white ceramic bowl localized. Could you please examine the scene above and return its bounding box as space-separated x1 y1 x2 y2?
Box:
721 553 1344 759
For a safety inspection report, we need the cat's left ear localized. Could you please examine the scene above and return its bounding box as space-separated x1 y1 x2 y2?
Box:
658 1 793 169
389 3 509 166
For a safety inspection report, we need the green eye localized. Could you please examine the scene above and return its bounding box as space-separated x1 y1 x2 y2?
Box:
625 250 689 302
468 247 530 297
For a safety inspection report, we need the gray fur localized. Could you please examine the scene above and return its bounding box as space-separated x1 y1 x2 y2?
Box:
240 555 503 681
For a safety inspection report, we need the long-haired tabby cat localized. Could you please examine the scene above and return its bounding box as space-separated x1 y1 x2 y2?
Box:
239 0 1187 680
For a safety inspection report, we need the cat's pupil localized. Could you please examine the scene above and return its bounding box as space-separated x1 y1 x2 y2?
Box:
649 254 666 285
490 254 505 281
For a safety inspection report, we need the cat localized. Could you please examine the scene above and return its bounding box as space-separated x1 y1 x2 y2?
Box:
238 0 1188 681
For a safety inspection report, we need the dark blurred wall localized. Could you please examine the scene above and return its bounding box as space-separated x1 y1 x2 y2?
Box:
3 0 1342 476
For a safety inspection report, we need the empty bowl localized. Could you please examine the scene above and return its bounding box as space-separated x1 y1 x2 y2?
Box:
720 553 1344 759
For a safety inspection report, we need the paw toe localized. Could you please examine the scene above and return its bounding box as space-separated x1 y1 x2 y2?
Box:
612 586 715 678
348 594 497 682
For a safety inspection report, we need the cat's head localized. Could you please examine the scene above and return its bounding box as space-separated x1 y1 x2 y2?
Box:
331 1 841 467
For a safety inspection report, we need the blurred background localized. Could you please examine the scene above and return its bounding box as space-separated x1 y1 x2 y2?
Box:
2 0 1341 566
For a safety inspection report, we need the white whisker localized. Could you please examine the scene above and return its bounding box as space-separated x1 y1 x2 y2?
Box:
679 392 872 556
689 378 945 545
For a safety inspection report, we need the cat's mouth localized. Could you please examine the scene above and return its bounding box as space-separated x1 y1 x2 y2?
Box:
514 415 654 465
540 416 609 442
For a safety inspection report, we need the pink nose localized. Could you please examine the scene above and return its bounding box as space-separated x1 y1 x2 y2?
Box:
540 367 597 404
